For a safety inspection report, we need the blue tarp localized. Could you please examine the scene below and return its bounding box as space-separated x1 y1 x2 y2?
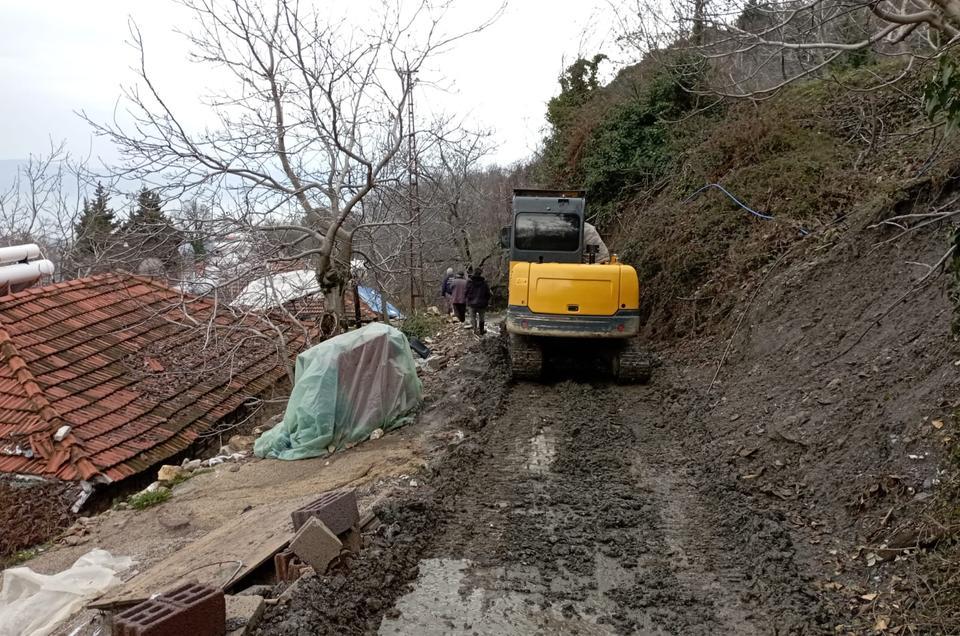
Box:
357 286 403 319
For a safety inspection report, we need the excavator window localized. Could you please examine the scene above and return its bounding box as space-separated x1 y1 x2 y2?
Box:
514 213 581 252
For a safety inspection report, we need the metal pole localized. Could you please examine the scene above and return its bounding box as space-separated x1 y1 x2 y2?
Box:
406 69 422 312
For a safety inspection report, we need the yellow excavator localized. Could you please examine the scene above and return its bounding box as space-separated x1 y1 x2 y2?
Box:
500 189 652 382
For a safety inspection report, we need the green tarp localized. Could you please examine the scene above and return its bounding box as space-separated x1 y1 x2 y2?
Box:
254 322 422 461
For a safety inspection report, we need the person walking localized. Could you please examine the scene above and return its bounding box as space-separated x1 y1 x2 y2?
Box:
449 271 468 323
465 269 491 335
440 267 454 315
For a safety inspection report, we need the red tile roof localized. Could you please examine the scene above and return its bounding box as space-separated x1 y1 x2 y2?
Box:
283 290 380 323
0 273 305 482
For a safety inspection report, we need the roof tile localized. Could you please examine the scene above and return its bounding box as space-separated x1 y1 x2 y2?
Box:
0 273 306 482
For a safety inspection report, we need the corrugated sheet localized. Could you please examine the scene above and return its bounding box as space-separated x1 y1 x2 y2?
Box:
0 273 305 482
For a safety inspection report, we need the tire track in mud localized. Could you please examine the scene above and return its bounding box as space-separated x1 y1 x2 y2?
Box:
258 349 828 635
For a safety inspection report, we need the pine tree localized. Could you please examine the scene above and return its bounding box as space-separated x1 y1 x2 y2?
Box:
73 182 117 271
123 188 181 271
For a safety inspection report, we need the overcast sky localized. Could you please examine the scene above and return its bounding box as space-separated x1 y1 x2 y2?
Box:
0 0 628 167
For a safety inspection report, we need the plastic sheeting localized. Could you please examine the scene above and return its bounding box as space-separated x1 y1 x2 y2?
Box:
0 549 133 636
232 269 323 309
254 322 422 460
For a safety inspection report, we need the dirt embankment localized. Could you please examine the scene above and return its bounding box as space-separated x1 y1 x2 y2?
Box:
678 226 960 631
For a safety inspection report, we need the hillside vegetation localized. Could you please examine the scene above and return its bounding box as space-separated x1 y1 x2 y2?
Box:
535 58 960 340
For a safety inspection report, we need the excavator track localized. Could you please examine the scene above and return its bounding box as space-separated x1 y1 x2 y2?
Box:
612 338 654 384
509 333 543 381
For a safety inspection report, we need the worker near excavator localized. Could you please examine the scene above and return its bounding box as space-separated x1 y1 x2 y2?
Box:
465 269 491 335
583 222 609 263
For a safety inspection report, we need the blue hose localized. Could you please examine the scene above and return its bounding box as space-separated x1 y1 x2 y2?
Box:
683 183 774 220
683 183 809 236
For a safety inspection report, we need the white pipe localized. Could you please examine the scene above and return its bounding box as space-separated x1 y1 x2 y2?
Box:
0 260 55 286
0 244 41 266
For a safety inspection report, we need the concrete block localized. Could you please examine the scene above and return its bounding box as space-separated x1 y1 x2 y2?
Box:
225 594 265 636
340 524 363 553
291 489 358 535
289 517 342 573
113 582 225 636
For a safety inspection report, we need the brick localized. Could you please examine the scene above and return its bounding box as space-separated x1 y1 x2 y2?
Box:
291 489 358 535
289 517 343 573
113 582 225 636
273 548 309 582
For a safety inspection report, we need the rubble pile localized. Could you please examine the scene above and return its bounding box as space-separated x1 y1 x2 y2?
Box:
0 479 80 562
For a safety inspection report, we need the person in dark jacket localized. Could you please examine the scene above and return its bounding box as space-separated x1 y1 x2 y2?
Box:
449 271 468 322
465 269 491 335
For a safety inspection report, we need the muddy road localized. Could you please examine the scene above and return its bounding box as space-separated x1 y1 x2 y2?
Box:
258 341 833 635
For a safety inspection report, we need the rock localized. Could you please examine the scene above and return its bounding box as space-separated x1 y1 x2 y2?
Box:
225 594 266 635
157 465 184 483
229 464 241 472
159 512 191 530
426 305 441 316
64 535 86 546
425 356 447 372
228 435 255 453
182 459 203 471
369 428 384 441
289 518 343 574
826 378 841 391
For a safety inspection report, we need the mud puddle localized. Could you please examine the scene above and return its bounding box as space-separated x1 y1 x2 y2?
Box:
380 558 618 635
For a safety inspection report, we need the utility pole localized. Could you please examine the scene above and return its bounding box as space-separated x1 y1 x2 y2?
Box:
406 69 423 312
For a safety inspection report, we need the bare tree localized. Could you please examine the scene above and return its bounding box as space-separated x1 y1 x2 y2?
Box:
421 127 497 267
618 0 960 97
87 0 499 317
0 141 91 276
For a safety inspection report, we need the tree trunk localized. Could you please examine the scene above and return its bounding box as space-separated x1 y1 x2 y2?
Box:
326 283 346 326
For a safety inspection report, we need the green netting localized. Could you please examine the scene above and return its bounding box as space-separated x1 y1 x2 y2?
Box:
254 322 422 460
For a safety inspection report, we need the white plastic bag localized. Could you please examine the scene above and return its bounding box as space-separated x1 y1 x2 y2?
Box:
0 549 133 636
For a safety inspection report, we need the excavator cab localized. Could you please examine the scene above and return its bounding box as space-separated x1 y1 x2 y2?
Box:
502 189 652 382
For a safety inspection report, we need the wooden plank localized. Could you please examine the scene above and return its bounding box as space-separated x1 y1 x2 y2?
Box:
90 500 294 611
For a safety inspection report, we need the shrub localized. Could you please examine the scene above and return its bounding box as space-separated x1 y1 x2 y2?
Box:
127 488 171 510
400 312 444 340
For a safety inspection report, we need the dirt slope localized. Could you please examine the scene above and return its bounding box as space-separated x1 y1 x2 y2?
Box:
680 226 960 631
